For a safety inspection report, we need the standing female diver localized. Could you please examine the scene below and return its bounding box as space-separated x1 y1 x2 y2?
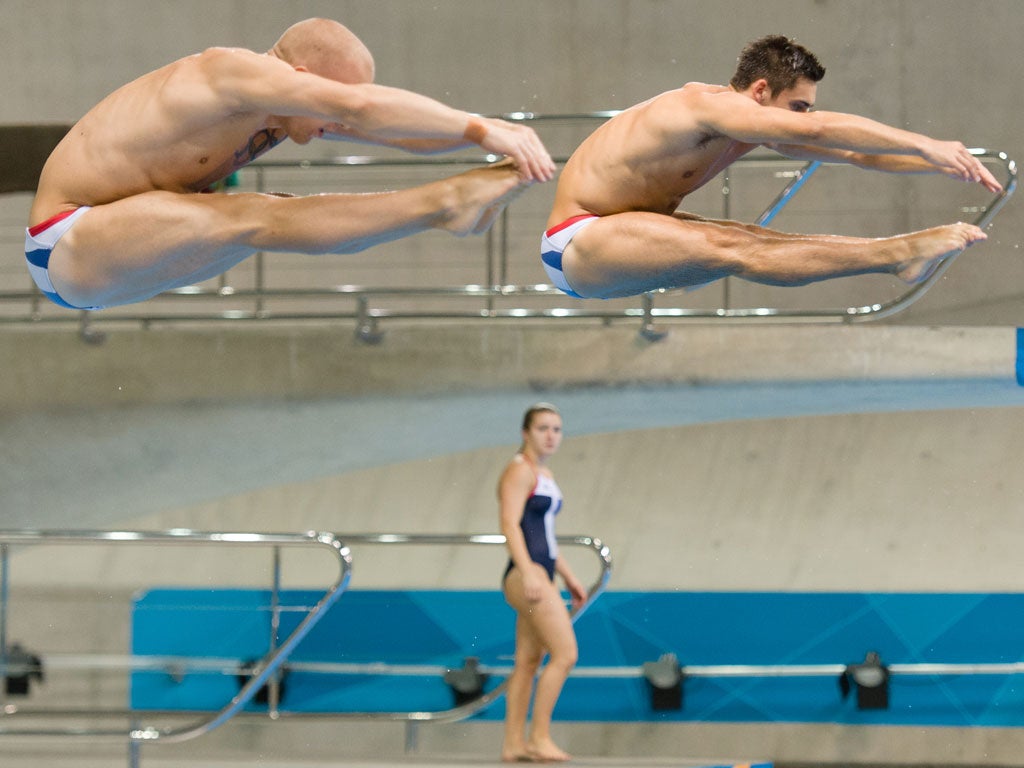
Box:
499 403 587 763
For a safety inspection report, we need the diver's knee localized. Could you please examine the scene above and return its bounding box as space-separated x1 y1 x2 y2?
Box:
516 652 543 674
548 648 578 672
558 261 614 300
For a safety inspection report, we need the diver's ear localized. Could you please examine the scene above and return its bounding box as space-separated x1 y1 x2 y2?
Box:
751 78 771 105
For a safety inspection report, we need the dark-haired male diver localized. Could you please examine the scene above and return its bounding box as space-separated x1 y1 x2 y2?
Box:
27 18 555 310
542 35 1002 299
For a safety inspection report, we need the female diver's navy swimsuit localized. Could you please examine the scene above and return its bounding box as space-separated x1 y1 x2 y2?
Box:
504 470 563 581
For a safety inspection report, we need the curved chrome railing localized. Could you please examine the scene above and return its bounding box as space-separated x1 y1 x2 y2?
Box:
630 148 1017 331
847 149 1017 321
1 112 1014 335
0 529 353 743
732 148 1017 323
318 532 612 726
0 530 609 747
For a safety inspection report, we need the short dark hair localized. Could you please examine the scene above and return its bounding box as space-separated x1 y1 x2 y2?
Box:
730 35 825 94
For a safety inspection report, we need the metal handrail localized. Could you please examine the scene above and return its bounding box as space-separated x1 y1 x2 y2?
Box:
2 109 1013 333
0 529 353 743
322 533 612 725
68 657 1020 681
637 148 1017 325
0 532 609 736
853 149 1017 321
13 535 608 720
484 659 1024 679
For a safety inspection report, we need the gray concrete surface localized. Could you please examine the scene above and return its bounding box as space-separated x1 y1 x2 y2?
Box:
2 323 1022 536
4 323 1024 767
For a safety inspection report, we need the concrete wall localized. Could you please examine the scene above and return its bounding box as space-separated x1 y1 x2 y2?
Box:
4 323 1024 766
4 0 1021 130
2 2 1024 765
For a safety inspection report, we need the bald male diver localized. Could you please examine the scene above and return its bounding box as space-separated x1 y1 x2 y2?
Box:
27 18 555 310
542 35 1002 299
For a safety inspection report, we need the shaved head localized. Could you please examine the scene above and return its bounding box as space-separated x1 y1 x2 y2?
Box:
272 18 375 84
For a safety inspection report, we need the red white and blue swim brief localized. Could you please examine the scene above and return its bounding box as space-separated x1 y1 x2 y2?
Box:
540 214 598 298
25 207 100 310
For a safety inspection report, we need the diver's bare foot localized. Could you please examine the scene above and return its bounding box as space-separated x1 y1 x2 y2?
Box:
502 736 536 763
501 751 536 763
439 159 530 236
894 222 987 284
526 737 572 762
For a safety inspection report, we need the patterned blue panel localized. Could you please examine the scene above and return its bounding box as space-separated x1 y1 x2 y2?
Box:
130 589 1024 725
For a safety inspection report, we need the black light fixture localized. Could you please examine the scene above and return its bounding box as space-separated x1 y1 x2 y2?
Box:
236 658 288 706
839 650 889 710
2 643 44 696
642 653 684 711
444 656 489 706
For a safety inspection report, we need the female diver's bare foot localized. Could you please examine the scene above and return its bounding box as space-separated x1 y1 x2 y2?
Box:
438 159 531 236
501 750 536 763
893 222 987 284
502 734 537 762
526 737 572 762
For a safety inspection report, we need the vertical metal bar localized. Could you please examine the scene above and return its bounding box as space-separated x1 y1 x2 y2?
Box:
638 293 665 341
127 718 141 768
404 721 419 754
485 224 496 313
721 167 732 220
255 167 267 316
267 545 282 719
499 207 510 286
0 543 8 713
355 296 381 342
721 168 732 311
255 252 266 316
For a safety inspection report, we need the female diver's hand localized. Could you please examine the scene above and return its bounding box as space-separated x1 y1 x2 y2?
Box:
521 563 550 603
565 577 588 611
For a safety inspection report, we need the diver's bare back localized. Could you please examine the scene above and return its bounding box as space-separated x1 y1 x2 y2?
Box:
30 47 273 226
547 82 755 225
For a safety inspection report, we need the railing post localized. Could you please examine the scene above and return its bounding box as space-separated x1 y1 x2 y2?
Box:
254 166 267 317
127 717 141 768
404 721 419 754
721 167 733 311
637 293 667 342
78 310 106 345
355 296 383 344
485 224 495 314
0 543 8 714
267 545 283 719
499 207 510 286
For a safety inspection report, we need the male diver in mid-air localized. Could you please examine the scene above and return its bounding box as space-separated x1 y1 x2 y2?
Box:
26 18 555 310
541 35 1002 300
